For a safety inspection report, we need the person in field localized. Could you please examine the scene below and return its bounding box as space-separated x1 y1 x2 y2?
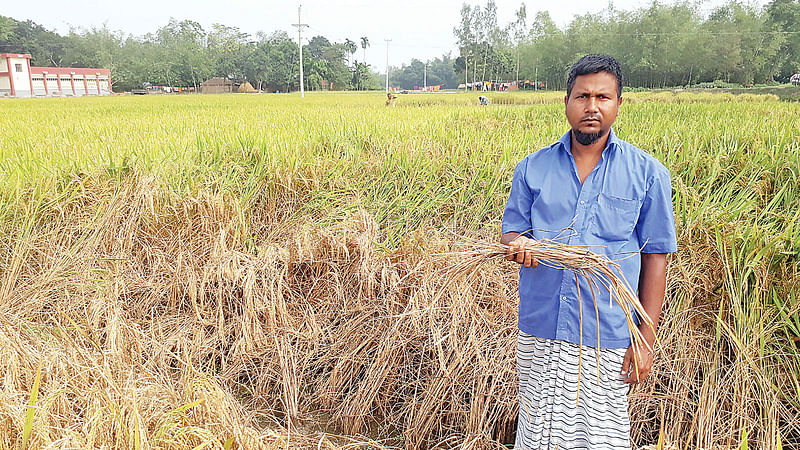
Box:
501 54 677 449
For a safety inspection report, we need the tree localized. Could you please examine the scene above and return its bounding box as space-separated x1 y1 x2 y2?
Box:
352 61 381 90
765 0 800 81
454 1 515 86
509 3 527 81
0 16 68 66
148 19 213 88
428 54 459 88
62 25 127 88
208 23 251 81
302 36 353 90
360 36 369 64
269 33 300 92
343 38 357 66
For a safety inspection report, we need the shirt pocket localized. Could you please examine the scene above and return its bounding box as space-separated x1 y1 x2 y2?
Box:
591 193 641 243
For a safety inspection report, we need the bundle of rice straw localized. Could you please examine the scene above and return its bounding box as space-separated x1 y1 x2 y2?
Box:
438 232 655 382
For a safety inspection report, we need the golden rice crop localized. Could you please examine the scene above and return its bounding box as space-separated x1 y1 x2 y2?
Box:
0 90 798 449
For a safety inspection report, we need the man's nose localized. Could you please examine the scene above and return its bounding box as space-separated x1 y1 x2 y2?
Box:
586 97 599 112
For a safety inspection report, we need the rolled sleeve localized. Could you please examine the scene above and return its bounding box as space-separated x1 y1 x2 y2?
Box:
636 168 678 253
502 159 533 236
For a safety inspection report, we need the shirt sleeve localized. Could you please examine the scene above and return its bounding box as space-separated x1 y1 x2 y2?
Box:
502 158 534 237
636 167 678 253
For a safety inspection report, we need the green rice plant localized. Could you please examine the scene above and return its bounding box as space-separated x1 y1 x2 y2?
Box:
20 362 42 450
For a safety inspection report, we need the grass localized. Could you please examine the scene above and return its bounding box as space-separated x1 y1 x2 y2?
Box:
0 90 798 448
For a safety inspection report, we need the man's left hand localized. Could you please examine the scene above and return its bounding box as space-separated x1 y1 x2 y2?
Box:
621 342 654 384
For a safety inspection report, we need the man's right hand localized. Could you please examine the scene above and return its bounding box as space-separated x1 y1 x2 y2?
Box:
505 236 539 268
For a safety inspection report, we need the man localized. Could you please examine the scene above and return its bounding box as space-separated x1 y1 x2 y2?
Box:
501 54 677 449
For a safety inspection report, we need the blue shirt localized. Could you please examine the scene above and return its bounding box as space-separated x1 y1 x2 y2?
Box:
502 129 677 349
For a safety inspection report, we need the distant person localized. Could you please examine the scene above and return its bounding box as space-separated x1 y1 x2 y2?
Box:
501 54 677 449
479 95 489 106
385 92 397 107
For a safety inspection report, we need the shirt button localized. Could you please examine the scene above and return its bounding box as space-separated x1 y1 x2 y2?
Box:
561 296 567 301
580 200 585 205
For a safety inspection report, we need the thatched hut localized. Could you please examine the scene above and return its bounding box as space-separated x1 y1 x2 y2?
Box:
200 77 233 94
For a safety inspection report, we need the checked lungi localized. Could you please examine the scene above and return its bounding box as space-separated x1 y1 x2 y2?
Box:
515 331 631 450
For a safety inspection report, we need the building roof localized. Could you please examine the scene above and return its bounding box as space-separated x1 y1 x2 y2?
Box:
201 77 232 86
0 53 32 59
30 67 110 76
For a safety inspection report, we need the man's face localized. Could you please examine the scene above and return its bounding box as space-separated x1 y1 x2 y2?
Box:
564 72 622 144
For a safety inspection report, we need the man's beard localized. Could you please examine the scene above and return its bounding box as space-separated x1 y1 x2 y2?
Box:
572 128 606 146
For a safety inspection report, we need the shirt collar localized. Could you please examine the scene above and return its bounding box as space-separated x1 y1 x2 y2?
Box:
558 128 621 155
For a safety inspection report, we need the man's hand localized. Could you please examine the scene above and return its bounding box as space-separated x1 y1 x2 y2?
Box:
621 341 654 384
504 235 539 268
622 253 667 384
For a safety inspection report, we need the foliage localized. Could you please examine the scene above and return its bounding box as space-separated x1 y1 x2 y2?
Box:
0 16 382 92
389 54 460 89
456 0 799 89
1 0 798 91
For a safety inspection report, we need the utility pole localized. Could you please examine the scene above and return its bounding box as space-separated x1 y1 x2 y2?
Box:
464 56 468 91
423 62 427 90
384 39 391 93
292 5 309 98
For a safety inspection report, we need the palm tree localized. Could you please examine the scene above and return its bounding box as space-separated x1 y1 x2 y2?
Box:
360 36 369 65
344 38 357 66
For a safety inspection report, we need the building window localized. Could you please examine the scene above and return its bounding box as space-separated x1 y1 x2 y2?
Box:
15 64 22 73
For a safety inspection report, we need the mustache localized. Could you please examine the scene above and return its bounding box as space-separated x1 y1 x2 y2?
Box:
581 115 601 121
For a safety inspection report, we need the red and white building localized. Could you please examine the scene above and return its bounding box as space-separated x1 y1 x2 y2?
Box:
1 53 112 98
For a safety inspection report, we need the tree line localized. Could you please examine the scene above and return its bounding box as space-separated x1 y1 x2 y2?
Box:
0 16 384 92
454 0 800 90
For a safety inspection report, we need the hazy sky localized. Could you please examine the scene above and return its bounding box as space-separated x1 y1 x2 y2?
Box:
4 0 768 70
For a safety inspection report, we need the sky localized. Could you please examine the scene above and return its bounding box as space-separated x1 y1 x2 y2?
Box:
4 0 769 71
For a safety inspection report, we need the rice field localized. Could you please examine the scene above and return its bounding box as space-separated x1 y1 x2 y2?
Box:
0 91 798 449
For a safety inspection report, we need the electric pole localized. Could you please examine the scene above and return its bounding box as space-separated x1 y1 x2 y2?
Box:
384 39 391 93
423 62 427 90
292 5 309 98
464 56 468 91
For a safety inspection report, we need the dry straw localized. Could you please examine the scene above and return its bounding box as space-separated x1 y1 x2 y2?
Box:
440 231 654 342
2 173 797 448
435 230 655 400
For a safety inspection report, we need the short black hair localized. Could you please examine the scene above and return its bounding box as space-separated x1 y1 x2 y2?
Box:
566 54 623 98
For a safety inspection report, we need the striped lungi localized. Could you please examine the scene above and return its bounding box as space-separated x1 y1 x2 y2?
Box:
515 331 631 450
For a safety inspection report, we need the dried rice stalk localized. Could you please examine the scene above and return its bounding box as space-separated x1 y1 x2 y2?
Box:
436 233 655 367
